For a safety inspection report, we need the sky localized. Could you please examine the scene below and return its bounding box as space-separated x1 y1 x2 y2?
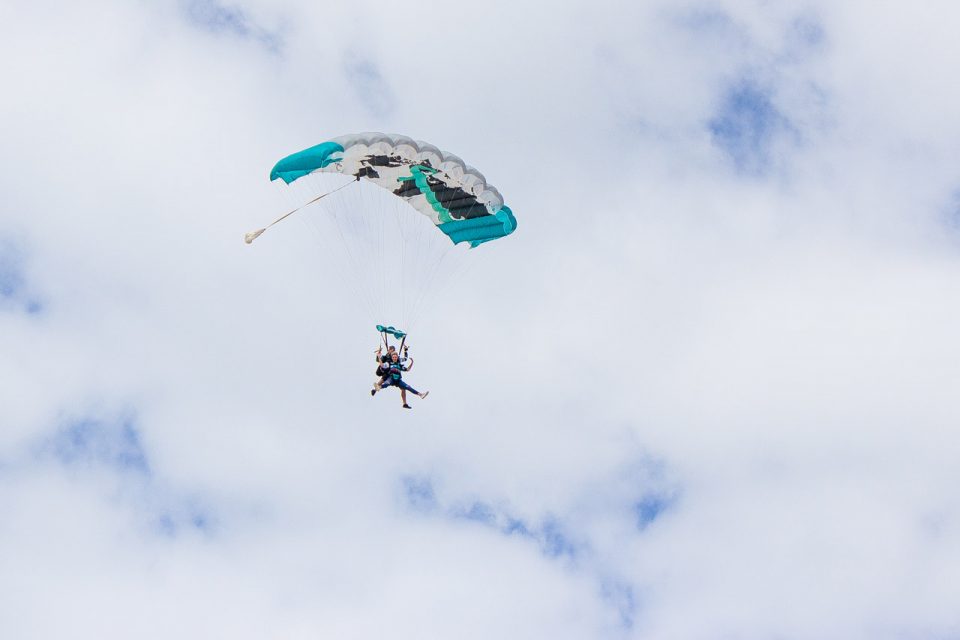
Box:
2 1 960 638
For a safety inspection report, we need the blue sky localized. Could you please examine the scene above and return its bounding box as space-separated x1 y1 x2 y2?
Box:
0 236 42 314
2 1 960 638
708 80 792 174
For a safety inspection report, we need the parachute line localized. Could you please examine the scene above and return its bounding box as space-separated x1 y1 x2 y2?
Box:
244 179 357 244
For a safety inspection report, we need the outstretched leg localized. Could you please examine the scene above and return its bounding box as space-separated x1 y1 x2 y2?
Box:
397 380 420 395
396 380 427 406
375 377 396 397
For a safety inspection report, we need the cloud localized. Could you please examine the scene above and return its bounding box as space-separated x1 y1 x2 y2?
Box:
0 411 226 545
397 457 676 632
0 235 42 314
181 0 283 52
401 474 438 513
343 56 396 118
946 188 960 235
0 237 26 301
2 0 960 638
634 492 674 530
600 578 638 631
46 417 151 475
791 13 826 49
708 79 793 174
401 474 584 560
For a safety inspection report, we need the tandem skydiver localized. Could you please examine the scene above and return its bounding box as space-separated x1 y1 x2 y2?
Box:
371 350 428 409
373 344 407 388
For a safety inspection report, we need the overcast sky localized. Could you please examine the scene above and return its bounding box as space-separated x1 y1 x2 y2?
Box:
2 1 960 638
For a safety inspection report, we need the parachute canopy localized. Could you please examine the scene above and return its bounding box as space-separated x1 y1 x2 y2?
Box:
270 133 517 248
376 324 407 339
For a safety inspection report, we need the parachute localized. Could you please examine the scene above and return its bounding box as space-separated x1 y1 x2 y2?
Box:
376 325 407 339
249 133 517 332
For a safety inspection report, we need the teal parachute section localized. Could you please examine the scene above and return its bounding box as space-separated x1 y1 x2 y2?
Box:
376 324 406 339
270 141 344 183
270 133 516 248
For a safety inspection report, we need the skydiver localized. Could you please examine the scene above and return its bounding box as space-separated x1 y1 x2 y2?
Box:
371 351 428 409
373 344 407 391
373 345 396 390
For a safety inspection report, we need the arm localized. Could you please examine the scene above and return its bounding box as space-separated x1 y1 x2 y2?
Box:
404 358 414 371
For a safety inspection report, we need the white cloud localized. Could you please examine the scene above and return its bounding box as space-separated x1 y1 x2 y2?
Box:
2 0 960 638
